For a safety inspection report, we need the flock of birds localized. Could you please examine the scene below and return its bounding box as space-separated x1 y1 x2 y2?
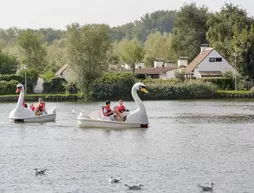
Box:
34 168 215 192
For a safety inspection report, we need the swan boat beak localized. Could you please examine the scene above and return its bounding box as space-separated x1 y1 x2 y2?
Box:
140 87 148 93
16 87 21 93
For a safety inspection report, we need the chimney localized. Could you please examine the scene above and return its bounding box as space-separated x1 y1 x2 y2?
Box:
200 44 209 53
178 56 188 68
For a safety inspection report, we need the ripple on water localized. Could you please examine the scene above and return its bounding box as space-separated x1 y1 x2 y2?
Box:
0 101 254 193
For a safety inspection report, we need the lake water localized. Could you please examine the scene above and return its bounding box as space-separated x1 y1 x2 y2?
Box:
0 100 254 193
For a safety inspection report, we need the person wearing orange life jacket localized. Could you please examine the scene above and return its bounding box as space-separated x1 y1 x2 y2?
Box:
116 99 126 113
34 98 45 116
102 101 115 120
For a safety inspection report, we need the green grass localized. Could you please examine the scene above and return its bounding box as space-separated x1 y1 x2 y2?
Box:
216 90 251 94
0 93 82 98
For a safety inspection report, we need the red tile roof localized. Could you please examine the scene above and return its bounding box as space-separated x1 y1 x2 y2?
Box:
185 48 214 73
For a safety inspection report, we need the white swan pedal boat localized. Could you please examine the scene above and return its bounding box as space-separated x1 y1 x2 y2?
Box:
77 82 149 128
9 83 56 123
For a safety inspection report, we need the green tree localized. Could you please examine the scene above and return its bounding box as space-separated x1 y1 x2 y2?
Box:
47 38 68 72
144 31 174 62
172 3 209 62
18 30 47 72
0 51 19 74
230 25 254 78
207 3 252 59
121 39 145 74
206 3 254 77
66 23 112 97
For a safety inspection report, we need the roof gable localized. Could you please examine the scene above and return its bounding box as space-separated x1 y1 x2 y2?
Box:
185 48 214 73
56 64 69 76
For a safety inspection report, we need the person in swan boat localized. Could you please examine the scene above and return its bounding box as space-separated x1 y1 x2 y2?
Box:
114 99 129 121
102 101 123 121
34 98 45 116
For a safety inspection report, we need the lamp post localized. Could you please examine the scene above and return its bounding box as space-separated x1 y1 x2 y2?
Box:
233 53 237 90
24 65 27 94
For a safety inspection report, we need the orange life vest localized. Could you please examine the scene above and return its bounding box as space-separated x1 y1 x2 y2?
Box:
38 103 44 111
117 105 126 113
102 106 113 116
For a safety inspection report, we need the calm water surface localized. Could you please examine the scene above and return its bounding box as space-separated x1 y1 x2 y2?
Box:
0 100 254 193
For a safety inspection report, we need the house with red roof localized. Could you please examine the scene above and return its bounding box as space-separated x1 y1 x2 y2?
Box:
185 45 235 78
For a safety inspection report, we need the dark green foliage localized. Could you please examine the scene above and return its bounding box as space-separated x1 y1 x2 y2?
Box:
0 74 23 82
90 73 217 100
201 78 234 90
43 77 67 93
0 51 19 74
0 80 19 94
91 73 135 100
140 82 217 100
65 82 78 94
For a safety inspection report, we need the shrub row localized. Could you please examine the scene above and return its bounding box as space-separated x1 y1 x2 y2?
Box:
0 80 19 95
91 75 217 100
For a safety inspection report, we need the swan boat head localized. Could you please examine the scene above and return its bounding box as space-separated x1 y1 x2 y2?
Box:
125 82 149 127
9 83 36 120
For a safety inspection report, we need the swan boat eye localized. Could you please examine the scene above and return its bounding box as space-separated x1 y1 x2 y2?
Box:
139 85 146 90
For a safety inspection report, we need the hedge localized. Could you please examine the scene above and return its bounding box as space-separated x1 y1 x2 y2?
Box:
43 77 67 93
0 74 23 82
0 80 19 95
91 76 217 100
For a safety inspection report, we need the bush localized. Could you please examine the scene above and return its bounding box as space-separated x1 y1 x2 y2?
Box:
91 74 136 100
0 80 19 94
91 78 217 100
65 82 78 94
18 68 39 93
0 74 23 82
43 77 67 93
140 81 217 100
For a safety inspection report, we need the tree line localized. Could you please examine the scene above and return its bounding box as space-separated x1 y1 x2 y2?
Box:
1 2 254 94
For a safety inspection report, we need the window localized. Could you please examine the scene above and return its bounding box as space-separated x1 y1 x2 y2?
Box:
216 58 222 62
209 57 222 62
209 58 215 62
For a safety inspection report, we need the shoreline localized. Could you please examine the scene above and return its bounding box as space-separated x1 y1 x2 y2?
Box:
1 91 254 102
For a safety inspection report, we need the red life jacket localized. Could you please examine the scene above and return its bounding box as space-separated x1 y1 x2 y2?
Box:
102 106 113 116
30 105 35 111
23 101 27 108
118 105 126 113
38 103 44 111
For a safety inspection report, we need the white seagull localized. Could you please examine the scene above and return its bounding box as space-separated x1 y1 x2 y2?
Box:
108 175 121 183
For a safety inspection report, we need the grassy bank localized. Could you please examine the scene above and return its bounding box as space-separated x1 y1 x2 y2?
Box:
1 89 254 103
0 93 83 102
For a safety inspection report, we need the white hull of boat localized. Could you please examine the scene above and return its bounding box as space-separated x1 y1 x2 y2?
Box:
9 113 56 123
77 118 148 129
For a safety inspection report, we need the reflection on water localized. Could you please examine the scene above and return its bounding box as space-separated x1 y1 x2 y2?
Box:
0 100 254 193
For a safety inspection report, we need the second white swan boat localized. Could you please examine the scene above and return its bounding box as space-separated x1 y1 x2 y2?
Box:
9 83 56 123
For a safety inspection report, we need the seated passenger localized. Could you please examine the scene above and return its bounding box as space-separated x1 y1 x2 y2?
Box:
117 100 126 113
23 100 28 108
102 101 114 120
34 98 45 116
30 104 35 111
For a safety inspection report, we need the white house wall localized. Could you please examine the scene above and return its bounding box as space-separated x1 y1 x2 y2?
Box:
196 50 235 73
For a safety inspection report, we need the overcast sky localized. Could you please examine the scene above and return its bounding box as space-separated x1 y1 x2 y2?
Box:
0 0 253 29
